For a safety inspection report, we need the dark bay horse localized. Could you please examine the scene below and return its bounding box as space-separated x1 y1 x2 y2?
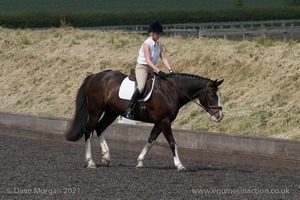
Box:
65 70 223 171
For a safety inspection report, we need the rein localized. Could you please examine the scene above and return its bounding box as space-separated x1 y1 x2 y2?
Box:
165 77 222 116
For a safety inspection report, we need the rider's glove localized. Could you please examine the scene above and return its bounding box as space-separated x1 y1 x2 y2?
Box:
157 70 167 79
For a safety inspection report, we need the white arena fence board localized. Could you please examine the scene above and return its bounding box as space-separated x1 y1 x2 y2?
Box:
86 19 300 40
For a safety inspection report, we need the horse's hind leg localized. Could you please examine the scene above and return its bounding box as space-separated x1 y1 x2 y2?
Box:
136 125 161 168
85 133 97 168
95 110 119 167
99 133 110 167
85 110 103 168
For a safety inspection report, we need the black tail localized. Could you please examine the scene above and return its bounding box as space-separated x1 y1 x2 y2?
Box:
65 75 94 141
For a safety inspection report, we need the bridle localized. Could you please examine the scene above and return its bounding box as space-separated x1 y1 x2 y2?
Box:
201 81 223 116
166 78 222 116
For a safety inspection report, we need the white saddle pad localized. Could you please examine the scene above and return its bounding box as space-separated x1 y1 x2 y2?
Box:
118 76 155 102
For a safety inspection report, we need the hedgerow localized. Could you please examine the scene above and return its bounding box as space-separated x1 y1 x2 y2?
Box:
1 7 300 28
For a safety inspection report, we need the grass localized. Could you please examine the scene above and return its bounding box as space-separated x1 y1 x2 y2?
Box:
0 27 299 140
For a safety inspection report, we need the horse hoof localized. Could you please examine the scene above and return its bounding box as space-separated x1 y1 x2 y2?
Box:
177 165 186 171
87 164 97 169
135 161 144 168
102 158 110 167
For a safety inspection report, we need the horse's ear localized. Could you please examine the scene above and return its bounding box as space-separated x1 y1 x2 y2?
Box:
215 79 224 86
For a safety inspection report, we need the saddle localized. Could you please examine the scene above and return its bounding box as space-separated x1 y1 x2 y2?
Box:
118 69 155 102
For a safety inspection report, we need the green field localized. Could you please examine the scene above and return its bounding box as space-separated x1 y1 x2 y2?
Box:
1 0 299 29
0 0 285 12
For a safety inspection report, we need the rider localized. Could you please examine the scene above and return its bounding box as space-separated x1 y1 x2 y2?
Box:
125 21 174 119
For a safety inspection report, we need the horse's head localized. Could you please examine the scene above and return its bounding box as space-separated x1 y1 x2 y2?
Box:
199 79 224 123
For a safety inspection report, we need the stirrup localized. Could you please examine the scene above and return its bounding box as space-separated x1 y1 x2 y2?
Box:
125 108 134 119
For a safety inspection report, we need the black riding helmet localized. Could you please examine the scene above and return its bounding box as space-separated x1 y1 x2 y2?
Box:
148 21 163 33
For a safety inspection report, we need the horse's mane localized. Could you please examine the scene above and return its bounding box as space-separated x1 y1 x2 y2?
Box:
169 73 210 81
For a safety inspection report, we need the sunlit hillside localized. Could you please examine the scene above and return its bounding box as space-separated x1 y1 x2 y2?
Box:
0 27 299 139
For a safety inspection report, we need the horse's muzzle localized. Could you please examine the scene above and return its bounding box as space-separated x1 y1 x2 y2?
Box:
211 112 223 123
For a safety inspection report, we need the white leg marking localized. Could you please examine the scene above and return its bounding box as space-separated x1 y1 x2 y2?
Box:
85 137 96 168
99 133 110 166
136 141 155 168
173 145 185 171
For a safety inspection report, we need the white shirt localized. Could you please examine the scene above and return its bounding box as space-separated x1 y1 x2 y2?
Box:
137 37 161 65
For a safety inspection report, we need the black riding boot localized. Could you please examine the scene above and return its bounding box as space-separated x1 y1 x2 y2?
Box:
125 89 141 119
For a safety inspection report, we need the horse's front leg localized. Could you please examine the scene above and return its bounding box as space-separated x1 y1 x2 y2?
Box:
99 133 110 167
85 133 97 168
136 125 161 168
136 141 155 168
173 144 185 171
161 122 185 171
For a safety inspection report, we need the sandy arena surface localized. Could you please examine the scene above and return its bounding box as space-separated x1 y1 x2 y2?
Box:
0 133 299 200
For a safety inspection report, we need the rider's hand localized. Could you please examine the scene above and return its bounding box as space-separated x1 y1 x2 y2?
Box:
169 69 174 74
157 70 167 79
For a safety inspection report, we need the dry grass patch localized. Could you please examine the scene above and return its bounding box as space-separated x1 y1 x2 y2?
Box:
0 27 299 139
